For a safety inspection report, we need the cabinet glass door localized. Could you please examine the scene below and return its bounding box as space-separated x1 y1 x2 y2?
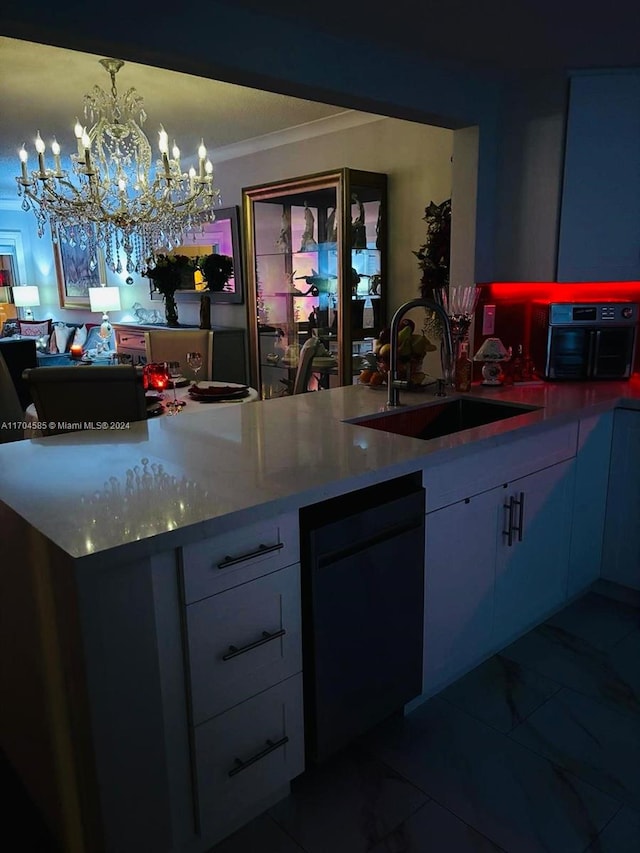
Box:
347 182 384 376
244 170 386 399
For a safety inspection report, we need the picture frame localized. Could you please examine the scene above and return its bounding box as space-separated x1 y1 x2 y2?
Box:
149 206 244 305
54 227 107 309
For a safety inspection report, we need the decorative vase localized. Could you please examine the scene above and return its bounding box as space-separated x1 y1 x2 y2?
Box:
164 293 179 327
199 294 211 330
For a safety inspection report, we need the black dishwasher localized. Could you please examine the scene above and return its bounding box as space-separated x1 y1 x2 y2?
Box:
300 473 425 763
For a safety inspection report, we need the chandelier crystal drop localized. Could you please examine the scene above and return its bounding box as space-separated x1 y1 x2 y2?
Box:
16 58 220 275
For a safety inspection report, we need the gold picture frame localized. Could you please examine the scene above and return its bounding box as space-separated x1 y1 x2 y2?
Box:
54 227 107 309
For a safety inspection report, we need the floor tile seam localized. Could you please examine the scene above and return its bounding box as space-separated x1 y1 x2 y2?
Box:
609 624 640 650
578 802 625 853
400 793 510 853
504 725 630 809
549 682 640 719
436 691 560 739
265 812 312 852
355 753 510 853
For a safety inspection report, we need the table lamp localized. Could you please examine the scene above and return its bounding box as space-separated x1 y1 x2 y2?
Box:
473 336 509 385
89 285 121 353
13 285 40 320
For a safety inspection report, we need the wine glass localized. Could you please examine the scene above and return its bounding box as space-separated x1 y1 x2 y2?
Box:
165 360 184 414
186 351 203 386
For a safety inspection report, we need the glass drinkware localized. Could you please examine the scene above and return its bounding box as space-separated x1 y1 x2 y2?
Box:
186 351 203 385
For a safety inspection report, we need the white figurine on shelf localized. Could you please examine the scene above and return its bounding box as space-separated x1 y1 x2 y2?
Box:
276 209 291 253
299 202 318 252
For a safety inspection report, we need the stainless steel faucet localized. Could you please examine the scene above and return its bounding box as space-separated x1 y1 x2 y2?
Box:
387 298 454 407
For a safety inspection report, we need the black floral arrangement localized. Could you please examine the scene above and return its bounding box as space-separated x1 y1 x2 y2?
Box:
413 199 451 300
200 253 234 291
143 254 198 296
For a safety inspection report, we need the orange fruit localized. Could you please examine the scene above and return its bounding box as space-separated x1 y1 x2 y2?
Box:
369 372 385 386
359 369 373 384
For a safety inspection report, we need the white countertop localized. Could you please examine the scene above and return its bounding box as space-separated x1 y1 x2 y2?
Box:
2 378 640 562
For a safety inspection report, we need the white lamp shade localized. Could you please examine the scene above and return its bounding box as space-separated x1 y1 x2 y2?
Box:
474 336 509 361
13 285 40 308
89 286 121 313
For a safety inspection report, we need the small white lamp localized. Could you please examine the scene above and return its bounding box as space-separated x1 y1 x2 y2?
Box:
89 285 121 353
13 285 40 320
473 336 509 385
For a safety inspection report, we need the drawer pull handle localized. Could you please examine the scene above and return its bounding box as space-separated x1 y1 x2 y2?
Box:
217 542 284 569
514 491 525 541
228 735 289 777
222 628 286 661
503 497 514 547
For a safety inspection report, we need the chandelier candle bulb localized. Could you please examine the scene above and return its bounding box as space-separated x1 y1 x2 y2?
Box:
35 132 46 176
19 146 28 181
51 139 62 175
74 119 84 157
198 140 206 179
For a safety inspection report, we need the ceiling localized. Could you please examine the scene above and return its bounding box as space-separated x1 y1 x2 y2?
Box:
219 0 640 74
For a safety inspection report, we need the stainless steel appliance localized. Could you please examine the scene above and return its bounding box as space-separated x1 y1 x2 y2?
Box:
530 301 638 380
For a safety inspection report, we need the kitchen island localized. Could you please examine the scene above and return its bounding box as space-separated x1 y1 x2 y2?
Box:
1 378 639 853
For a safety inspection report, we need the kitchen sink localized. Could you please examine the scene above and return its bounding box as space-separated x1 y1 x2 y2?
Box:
348 397 541 441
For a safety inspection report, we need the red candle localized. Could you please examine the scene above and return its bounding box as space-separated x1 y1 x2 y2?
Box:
70 344 83 359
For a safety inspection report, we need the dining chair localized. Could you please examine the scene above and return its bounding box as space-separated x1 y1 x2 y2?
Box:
292 337 322 394
144 330 214 381
22 365 148 436
0 351 26 443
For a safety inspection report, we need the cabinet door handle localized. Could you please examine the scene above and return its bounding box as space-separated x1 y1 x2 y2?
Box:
217 542 284 569
503 496 514 546
514 491 525 541
228 736 289 777
222 628 286 661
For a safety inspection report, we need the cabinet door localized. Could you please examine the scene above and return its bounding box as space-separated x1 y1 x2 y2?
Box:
493 459 575 650
602 409 640 590
568 412 613 597
423 487 501 696
557 71 640 281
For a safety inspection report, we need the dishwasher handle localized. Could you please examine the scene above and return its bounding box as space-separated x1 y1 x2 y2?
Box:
317 515 424 568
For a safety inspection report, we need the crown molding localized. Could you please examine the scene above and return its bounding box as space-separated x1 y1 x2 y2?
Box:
210 110 384 163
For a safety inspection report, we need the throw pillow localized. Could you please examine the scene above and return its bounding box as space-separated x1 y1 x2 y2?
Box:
18 319 51 338
72 324 88 349
53 322 75 353
35 334 50 352
2 319 20 337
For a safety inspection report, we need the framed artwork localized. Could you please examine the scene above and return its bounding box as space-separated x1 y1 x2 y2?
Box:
150 206 244 304
54 227 107 309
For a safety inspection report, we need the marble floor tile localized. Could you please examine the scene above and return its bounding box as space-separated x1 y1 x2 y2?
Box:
208 813 305 853
592 579 640 611
268 744 428 853
362 696 619 853
510 687 640 809
369 799 505 852
542 591 640 651
500 623 640 718
587 806 640 853
439 654 561 733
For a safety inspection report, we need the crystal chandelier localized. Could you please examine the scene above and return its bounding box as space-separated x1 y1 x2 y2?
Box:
16 58 220 275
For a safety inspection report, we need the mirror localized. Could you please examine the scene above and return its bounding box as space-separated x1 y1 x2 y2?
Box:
149 206 244 304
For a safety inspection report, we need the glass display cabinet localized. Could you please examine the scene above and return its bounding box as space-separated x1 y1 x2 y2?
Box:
242 169 387 398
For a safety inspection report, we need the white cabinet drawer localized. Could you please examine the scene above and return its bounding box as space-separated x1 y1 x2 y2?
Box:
423 421 578 511
181 512 300 603
115 328 146 350
194 673 304 840
187 564 302 724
